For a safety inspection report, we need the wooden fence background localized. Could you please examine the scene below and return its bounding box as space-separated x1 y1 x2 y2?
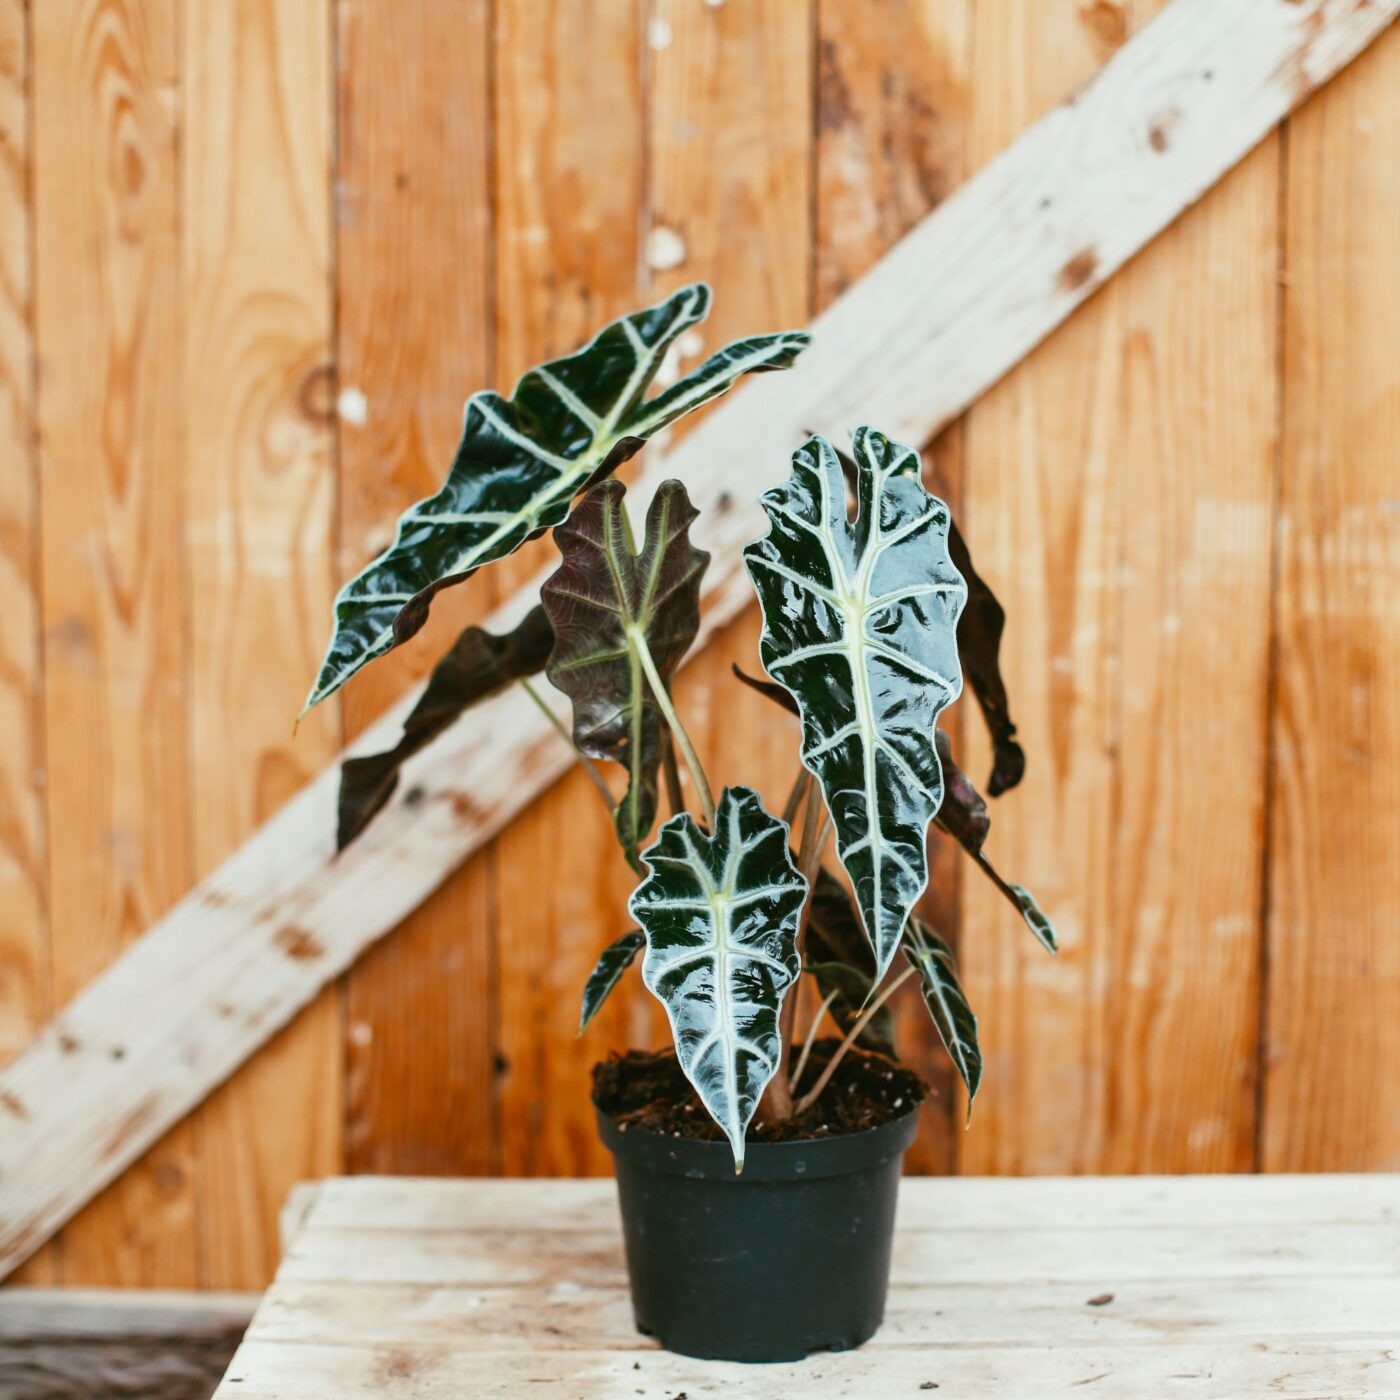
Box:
1 0 1396 1291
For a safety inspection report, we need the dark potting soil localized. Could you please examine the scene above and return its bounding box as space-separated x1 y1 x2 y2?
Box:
592 1039 928 1144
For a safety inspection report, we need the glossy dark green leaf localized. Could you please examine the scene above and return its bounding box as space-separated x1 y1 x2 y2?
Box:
903 915 981 1108
579 930 645 1034
304 284 809 712
972 853 1058 954
807 960 895 1058
806 866 874 972
542 479 708 862
833 443 1024 798
336 607 554 851
736 668 990 863
948 519 1025 797
630 786 806 1169
744 427 967 982
731 663 797 716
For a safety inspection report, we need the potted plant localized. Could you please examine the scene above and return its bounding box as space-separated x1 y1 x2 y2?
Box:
304 286 1056 1363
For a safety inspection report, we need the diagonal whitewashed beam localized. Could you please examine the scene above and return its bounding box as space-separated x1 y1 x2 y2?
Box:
0 0 1393 1282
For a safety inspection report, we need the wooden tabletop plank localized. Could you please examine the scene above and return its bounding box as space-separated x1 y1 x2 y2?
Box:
275 1221 1400 1289
217 1336 1400 1399
214 1175 1400 1398
248 1274 1400 1352
299 1173 1400 1233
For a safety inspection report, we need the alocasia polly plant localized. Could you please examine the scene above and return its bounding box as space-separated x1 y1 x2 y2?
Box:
308 286 1058 1170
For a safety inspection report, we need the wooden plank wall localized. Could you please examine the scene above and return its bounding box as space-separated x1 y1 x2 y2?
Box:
0 1 1395 1289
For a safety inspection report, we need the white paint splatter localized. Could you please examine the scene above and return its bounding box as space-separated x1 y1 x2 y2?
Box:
646 225 687 271
648 15 672 49
678 330 704 359
337 387 368 425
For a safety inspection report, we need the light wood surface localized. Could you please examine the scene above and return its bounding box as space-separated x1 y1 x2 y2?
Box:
1264 26 1400 1173
0 0 1397 1290
181 0 341 1293
212 1174 1400 1397
335 0 498 1182
0 0 47 1289
959 0 1278 1174
31 0 198 1287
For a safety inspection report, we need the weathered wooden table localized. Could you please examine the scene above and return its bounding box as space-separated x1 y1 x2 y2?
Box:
214 1175 1400 1398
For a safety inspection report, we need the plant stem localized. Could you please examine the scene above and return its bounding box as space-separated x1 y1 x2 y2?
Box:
790 987 839 1091
765 782 827 1123
629 626 716 830
661 729 686 817
781 768 812 826
794 965 916 1115
520 680 643 874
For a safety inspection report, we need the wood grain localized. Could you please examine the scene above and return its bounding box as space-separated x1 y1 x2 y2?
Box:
491 0 650 1177
1263 27 1400 1171
0 0 38 1074
31 0 198 1285
2 0 1397 1284
180 0 340 1287
814 0 973 1176
336 0 498 1180
959 0 1277 1175
0 0 52 1289
216 1338 1400 1399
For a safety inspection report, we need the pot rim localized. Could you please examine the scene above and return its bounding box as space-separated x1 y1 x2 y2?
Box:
594 1098 922 1182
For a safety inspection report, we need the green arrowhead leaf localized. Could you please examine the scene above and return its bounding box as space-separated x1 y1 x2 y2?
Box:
336 606 554 851
807 960 895 1057
579 930 645 1034
630 786 806 1170
744 427 967 982
736 668 992 864
1011 882 1058 954
304 284 809 712
542 479 708 862
970 857 1058 955
806 866 875 973
903 915 981 1109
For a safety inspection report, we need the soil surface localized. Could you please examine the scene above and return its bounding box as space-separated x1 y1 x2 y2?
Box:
592 1040 928 1144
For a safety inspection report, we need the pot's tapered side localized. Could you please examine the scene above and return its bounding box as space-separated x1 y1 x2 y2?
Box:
596 1105 920 1362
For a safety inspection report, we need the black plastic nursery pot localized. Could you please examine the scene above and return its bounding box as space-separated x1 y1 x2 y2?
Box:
595 1102 920 1363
